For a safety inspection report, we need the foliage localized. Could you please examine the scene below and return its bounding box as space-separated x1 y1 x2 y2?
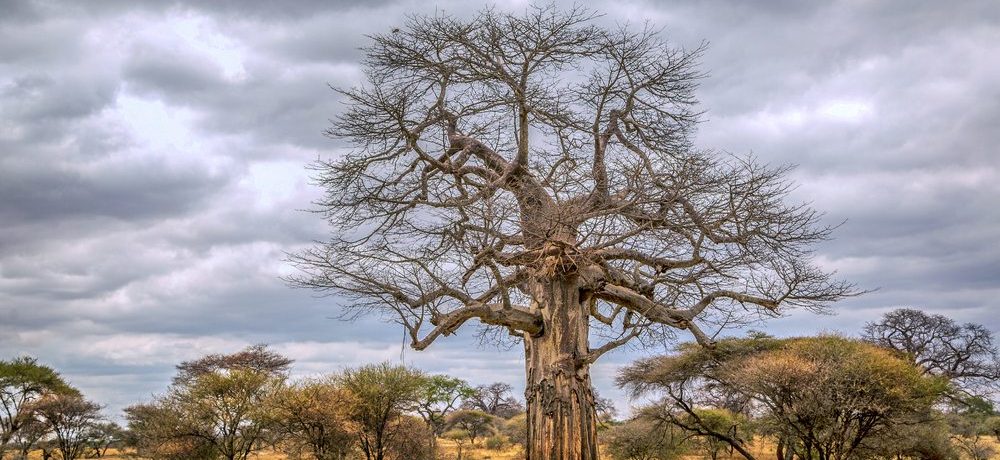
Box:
11 413 52 459
484 434 506 451
500 413 527 450
0 356 78 457
385 416 434 460
446 410 497 445
945 401 1000 460
172 366 284 460
732 337 945 459
337 363 425 460
593 390 618 427
442 429 471 460
82 421 126 458
269 378 356 460
30 393 103 460
603 417 686 460
620 335 946 460
686 408 753 460
126 345 290 460
124 401 219 460
411 374 473 442
173 343 292 385
880 420 959 460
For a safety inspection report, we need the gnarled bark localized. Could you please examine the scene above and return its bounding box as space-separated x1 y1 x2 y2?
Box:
524 277 599 460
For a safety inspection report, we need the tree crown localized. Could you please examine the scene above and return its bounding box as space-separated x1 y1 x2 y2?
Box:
290 4 855 359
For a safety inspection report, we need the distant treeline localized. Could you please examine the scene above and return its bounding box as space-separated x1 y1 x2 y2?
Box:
3 307 999 460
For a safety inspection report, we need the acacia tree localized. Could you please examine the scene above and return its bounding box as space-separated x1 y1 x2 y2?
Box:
337 363 424 460
862 308 1000 399
446 410 497 445
0 357 78 459
461 382 522 419
620 336 946 460
412 375 473 451
290 5 854 458
270 378 356 460
31 394 103 460
127 345 292 460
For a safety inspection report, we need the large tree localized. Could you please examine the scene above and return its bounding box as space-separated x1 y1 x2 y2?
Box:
289 5 854 458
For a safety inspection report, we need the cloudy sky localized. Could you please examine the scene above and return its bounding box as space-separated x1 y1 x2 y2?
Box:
2 0 999 419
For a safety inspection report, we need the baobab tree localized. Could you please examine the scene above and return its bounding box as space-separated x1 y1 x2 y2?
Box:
289 5 855 459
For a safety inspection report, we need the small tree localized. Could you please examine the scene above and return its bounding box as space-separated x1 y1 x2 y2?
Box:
83 421 125 457
31 394 103 460
386 416 434 460
411 374 473 451
945 401 999 460
11 412 52 460
127 345 291 460
603 417 686 460
124 402 215 460
446 410 497 445
289 5 856 458
618 335 778 460
593 390 618 428
338 363 424 460
501 413 527 452
442 429 471 460
270 378 356 460
0 357 78 458
173 349 287 460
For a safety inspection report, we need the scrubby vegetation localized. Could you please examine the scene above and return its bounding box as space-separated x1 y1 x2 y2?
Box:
2 308 998 459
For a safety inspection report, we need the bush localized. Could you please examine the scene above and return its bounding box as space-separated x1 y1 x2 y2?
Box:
387 416 434 460
500 413 526 450
485 435 506 451
603 418 686 460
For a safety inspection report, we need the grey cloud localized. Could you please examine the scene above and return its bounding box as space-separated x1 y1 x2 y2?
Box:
124 48 229 99
0 159 226 222
171 0 396 20
0 0 998 421
0 0 41 24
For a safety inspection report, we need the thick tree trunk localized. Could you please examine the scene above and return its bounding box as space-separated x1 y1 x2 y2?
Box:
524 277 599 460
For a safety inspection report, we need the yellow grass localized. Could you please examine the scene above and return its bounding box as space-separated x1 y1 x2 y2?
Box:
28 436 1000 459
436 438 524 460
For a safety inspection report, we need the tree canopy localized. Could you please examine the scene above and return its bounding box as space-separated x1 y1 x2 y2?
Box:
862 308 1000 399
0 356 79 458
620 335 947 460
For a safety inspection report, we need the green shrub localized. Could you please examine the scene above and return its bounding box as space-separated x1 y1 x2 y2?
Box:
485 435 506 451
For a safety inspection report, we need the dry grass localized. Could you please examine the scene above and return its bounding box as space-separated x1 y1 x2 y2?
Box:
436 438 524 460
27 436 1000 459
23 448 289 460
